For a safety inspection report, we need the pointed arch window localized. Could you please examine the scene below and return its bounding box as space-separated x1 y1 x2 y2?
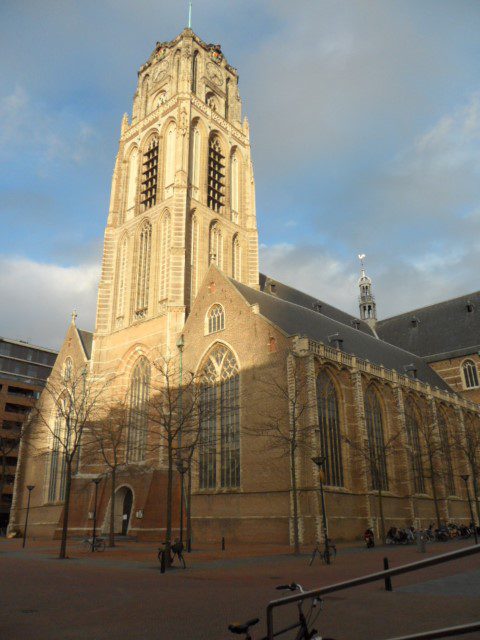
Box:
116 236 128 323
164 123 176 196
135 221 152 318
316 370 343 487
225 77 230 119
365 387 388 491
63 357 73 382
127 357 150 462
207 304 225 334
47 396 70 503
230 153 239 221
141 137 159 211
192 51 199 93
126 148 139 215
404 401 425 494
232 234 241 280
190 214 199 301
209 223 223 269
199 345 240 489
159 212 171 302
141 75 149 117
191 127 201 199
462 360 479 389
438 410 456 496
208 136 225 213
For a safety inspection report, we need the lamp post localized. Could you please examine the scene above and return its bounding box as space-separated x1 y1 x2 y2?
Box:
22 485 35 549
311 455 330 564
176 334 185 541
176 457 188 542
91 477 102 552
461 474 478 545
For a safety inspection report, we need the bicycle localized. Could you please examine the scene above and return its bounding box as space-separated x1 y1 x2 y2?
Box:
309 540 337 566
228 582 336 639
81 536 105 552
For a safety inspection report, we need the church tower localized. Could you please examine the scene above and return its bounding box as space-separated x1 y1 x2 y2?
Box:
358 255 377 329
93 29 259 362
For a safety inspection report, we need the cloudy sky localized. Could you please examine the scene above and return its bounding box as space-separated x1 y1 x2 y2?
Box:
1 0 480 349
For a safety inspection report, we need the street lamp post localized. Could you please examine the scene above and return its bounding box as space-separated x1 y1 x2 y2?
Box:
91 477 102 552
22 485 35 549
311 455 330 564
176 334 185 542
461 474 478 545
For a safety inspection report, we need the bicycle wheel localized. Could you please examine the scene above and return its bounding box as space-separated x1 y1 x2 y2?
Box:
81 539 91 552
96 539 105 552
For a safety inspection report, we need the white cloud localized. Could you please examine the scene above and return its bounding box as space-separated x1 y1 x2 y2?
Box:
0 256 99 349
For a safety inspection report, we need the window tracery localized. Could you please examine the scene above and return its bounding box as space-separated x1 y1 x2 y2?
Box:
127 357 150 462
135 221 152 318
209 223 223 268
207 304 225 334
116 237 128 323
199 345 240 489
232 234 241 280
437 410 456 496
404 401 425 494
159 212 171 302
126 148 139 214
462 360 479 389
141 137 159 211
316 370 344 487
364 387 388 491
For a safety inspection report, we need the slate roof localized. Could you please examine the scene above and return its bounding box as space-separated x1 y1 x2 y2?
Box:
77 329 93 359
259 274 375 337
231 279 451 391
376 291 480 361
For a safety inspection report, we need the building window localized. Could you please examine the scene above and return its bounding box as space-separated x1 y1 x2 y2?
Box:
207 304 225 334
209 222 223 268
47 398 69 503
206 92 217 111
225 77 230 119
116 237 128 323
208 137 225 213
232 234 241 280
364 387 388 491
190 214 199 301
63 357 73 382
127 357 150 462
199 344 240 489
159 212 171 302
126 147 139 215
316 370 343 487
230 153 239 220
191 127 201 199
141 137 159 211
164 123 176 194
404 401 425 494
438 410 456 496
462 359 479 389
135 221 152 318
192 51 199 93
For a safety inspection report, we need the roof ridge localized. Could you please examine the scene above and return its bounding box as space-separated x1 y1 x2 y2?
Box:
378 289 480 323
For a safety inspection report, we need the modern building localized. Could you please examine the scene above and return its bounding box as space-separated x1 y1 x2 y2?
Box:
10 28 480 544
0 338 57 529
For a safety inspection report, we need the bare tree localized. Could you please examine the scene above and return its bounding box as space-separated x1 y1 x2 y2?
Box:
146 353 207 564
343 426 403 543
247 352 314 555
31 364 111 559
416 410 446 529
84 399 130 547
453 414 480 524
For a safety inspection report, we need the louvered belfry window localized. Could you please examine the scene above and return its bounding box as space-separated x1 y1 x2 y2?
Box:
208 137 225 213
141 138 159 210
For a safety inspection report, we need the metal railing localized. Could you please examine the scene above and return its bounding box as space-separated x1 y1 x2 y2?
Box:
266 544 480 639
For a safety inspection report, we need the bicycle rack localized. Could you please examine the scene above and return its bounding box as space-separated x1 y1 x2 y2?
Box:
265 544 480 639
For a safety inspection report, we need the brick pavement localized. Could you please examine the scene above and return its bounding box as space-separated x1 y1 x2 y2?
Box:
1 537 479 640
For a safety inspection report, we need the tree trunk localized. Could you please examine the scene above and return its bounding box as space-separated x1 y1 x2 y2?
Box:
59 459 72 559
186 466 192 551
429 455 441 529
165 436 174 566
377 488 386 543
109 467 116 547
290 443 300 555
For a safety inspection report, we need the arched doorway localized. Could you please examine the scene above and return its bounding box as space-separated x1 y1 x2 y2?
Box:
108 486 134 536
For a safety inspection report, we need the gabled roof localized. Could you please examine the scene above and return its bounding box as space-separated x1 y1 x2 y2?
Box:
376 290 480 361
77 329 93 359
231 279 451 391
259 273 375 337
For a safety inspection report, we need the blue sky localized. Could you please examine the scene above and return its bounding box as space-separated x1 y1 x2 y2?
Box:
1 1 480 348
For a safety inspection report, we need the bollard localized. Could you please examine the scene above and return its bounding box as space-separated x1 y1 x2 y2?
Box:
221 536 225 551
160 548 166 574
383 557 393 591
416 531 426 553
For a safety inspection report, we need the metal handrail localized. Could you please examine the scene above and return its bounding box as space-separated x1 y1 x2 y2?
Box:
266 544 480 639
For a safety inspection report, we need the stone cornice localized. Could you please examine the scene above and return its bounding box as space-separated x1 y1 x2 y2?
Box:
191 96 247 145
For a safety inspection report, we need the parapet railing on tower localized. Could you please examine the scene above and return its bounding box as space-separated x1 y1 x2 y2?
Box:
308 339 480 413
265 544 480 639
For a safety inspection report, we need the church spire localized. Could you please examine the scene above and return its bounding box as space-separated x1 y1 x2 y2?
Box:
358 254 377 328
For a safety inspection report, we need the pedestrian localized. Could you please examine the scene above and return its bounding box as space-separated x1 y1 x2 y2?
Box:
171 538 186 569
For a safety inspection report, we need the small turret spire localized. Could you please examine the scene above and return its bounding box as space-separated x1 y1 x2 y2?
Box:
357 254 377 328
